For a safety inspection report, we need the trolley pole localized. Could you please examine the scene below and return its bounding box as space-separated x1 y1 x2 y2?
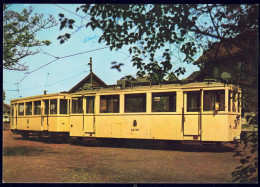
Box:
88 57 93 90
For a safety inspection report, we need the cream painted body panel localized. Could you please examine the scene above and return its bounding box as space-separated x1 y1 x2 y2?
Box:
13 115 70 132
10 93 71 133
183 114 200 135
70 115 84 136
11 83 242 143
227 114 241 140
70 83 241 142
94 114 182 140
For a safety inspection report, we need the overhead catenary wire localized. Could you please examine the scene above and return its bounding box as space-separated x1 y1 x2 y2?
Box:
8 46 108 100
4 89 19 91
54 4 90 21
17 46 109 85
47 71 87 87
54 4 91 38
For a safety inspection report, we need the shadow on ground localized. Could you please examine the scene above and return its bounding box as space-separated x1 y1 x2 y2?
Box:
3 146 58 156
13 136 70 144
12 135 236 153
69 138 236 153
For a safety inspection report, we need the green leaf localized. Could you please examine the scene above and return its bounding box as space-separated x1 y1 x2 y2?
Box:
68 19 75 24
60 21 66 30
90 24 96 31
65 33 70 39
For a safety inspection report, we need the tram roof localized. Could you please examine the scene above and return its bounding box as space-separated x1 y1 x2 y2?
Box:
71 82 239 95
10 92 70 103
10 82 240 103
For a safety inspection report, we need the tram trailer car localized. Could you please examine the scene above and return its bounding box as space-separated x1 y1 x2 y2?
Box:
10 93 71 138
69 82 241 145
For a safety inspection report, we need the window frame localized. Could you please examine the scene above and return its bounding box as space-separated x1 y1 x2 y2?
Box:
86 96 95 114
33 100 41 115
44 99 49 115
18 103 24 116
71 97 83 114
60 99 68 115
228 90 238 113
11 104 14 117
186 91 201 112
50 99 57 115
203 90 225 111
152 92 176 112
237 92 241 113
125 93 147 113
100 95 120 113
25 102 32 115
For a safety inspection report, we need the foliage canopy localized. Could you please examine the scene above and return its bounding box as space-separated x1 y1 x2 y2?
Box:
3 4 57 71
58 4 258 82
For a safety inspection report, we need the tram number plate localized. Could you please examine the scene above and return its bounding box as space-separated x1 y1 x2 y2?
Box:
131 129 139 131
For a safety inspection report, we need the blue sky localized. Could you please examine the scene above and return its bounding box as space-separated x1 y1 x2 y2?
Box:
3 4 200 105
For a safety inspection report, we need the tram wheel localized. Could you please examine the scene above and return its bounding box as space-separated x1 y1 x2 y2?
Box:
37 132 43 139
21 132 29 139
77 137 84 141
215 142 222 147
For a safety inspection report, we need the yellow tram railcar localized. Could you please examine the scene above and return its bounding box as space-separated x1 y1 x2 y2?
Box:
10 93 71 138
69 82 241 144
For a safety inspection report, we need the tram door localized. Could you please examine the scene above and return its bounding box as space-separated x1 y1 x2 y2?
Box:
84 96 95 133
183 91 202 136
42 99 49 131
11 104 17 130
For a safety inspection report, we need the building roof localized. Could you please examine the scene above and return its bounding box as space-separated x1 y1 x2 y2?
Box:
68 72 107 93
3 103 11 109
184 71 202 81
196 30 257 63
196 42 242 63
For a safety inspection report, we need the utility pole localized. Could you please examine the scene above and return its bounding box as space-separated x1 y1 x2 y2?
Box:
88 57 93 90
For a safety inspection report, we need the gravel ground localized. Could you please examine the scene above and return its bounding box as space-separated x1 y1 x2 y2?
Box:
3 125 257 183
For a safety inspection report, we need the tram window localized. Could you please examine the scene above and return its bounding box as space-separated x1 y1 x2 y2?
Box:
72 97 83 113
18 103 24 116
203 90 225 111
34 101 41 115
25 102 32 115
100 95 119 113
228 91 231 112
60 99 68 114
152 92 176 112
238 93 240 113
125 94 146 113
228 91 237 112
187 91 201 112
232 92 237 112
86 96 95 113
50 99 57 114
44 100 49 115
11 105 14 116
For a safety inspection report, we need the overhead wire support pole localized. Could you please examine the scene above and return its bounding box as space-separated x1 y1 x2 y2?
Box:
88 57 93 90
